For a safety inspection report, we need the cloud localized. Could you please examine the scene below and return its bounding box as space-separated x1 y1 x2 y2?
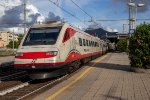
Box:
0 0 63 33
0 0 44 28
112 0 150 13
46 12 62 22
87 23 102 29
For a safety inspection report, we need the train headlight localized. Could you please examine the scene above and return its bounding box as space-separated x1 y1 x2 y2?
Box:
16 52 23 56
46 51 58 56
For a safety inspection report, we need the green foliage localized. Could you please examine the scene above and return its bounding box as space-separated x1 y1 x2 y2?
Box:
6 34 23 49
117 39 127 52
6 41 19 48
129 24 150 68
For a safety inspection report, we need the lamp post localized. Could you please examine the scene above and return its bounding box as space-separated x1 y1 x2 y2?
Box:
128 2 144 35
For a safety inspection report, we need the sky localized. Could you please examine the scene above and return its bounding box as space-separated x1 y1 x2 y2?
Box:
0 0 150 33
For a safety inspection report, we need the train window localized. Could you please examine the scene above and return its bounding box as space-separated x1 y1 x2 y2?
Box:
96 42 99 47
92 41 94 47
83 39 86 46
95 42 97 47
79 38 82 46
86 40 88 46
91 41 93 47
23 27 61 46
89 41 91 46
98 43 100 47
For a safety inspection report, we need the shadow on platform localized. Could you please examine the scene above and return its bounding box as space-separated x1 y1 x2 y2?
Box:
102 94 125 100
89 62 131 72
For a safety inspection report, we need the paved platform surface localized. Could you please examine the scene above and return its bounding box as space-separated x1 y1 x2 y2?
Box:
0 56 14 65
33 53 150 100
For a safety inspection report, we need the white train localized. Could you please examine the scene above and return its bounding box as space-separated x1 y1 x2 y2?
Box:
14 21 108 79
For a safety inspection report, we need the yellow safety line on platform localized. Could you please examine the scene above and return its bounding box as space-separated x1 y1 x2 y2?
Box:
46 54 110 100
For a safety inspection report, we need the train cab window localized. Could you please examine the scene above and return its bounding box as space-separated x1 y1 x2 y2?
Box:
79 38 82 46
63 28 76 43
63 28 71 43
86 40 88 46
83 39 86 46
23 27 61 46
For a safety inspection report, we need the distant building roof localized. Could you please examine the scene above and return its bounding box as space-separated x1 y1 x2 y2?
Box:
85 28 118 39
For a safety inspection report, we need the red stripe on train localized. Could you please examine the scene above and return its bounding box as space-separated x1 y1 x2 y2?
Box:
15 52 56 59
15 62 64 67
15 51 104 67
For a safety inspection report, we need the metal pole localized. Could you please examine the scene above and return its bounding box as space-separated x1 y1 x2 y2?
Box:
24 0 26 34
134 6 137 32
123 24 125 34
13 29 14 50
129 0 134 37
129 0 131 36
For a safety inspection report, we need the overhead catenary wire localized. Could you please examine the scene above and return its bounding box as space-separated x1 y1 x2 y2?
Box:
47 0 85 24
70 0 93 21
96 19 150 21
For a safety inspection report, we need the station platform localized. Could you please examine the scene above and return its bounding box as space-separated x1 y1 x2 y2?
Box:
33 53 150 100
0 56 14 65
0 56 15 68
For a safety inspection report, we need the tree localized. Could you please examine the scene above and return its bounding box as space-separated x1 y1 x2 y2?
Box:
129 24 150 68
6 41 19 48
6 34 23 49
116 39 127 52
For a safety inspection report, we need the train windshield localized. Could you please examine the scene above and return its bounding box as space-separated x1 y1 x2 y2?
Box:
23 27 61 46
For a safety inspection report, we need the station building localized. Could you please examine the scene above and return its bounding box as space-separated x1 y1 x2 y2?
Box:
85 28 128 43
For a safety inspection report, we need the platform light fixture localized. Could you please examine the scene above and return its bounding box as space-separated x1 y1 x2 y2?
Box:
128 2 145 36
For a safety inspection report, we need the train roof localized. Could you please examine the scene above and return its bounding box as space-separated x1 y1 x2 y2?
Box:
31 21 65 28
30 21 101 40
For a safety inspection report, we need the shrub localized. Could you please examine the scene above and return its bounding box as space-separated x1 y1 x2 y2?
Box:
116 39 127 52
128 24 150 68
6 41 19 49
0 49 15 56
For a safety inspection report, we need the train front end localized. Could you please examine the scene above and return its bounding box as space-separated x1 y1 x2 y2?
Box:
14 23 65 79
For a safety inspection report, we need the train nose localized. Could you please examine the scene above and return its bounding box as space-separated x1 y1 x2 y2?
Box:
15 46 60 66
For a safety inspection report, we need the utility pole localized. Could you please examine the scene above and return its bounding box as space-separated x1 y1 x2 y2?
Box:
24 0 26 34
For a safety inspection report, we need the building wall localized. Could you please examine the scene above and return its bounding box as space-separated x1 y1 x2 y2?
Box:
0 31 18 47
0 40 6 47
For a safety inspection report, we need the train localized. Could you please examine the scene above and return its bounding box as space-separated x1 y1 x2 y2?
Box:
14 21 111 79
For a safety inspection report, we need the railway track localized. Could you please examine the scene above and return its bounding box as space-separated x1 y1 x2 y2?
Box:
0 64 84 100
0 70 28 81
0 75 68 100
